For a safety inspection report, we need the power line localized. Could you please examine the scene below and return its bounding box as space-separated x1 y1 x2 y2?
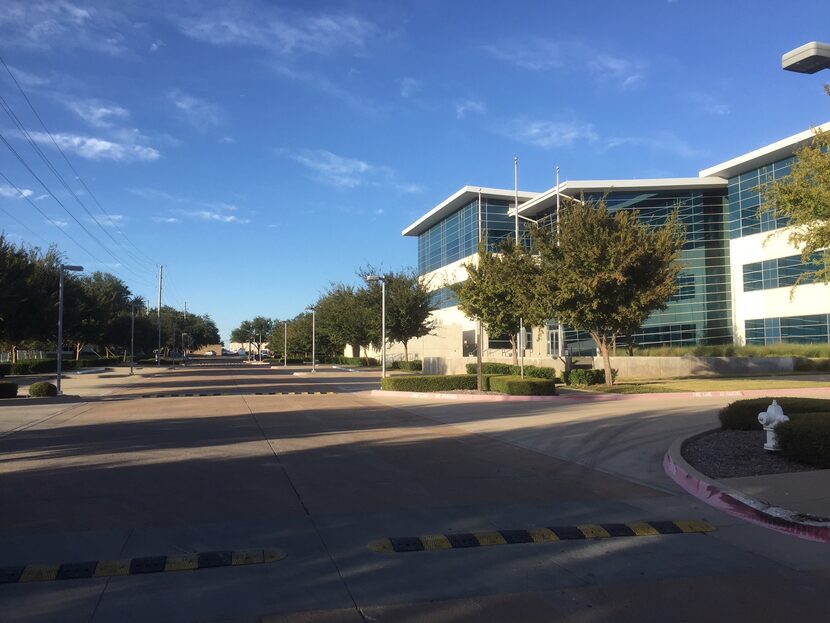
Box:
0 131 155 284
0 95 156 278
0 53 160 269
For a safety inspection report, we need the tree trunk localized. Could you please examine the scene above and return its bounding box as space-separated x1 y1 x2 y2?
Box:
11 344 17 364
599 337 614 385
510 335 518 365
75 343 82 360
351 344 359 358
403 340 409 362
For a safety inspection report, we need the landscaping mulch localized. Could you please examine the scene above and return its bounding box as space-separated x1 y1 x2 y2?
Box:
682 429 814 479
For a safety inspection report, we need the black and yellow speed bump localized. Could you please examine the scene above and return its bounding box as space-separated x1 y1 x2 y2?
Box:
0 547 286 584
368 520 715 553
138 391 333 399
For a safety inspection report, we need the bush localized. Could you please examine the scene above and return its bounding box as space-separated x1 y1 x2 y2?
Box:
564 368 617 385
489 375 557 395
778 414 830 468
794 358 830 372
630 343 830 358
331 356 379 367
465 362 560 381
718 397 830 430
0 362 10 376
382 374 489 392
0 381 18 398
28 381 57 397
391 360 422 371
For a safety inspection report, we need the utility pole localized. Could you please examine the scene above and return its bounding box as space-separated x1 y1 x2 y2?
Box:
514 156 524 378
157 265 163 366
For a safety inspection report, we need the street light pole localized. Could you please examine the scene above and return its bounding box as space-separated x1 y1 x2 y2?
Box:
365 275 386 379
283 321 287 367
514 156 524 379
130 302 135 376
305 308 316 373
57 264 83 395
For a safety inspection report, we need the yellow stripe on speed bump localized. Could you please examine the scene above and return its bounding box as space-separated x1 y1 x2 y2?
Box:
0 547 286 584
369 520 715 554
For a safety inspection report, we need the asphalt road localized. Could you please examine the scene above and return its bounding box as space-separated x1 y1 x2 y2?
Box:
1 362 828 622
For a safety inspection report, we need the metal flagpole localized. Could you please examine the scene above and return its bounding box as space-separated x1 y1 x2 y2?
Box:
514 157 524 378
556 165 564 358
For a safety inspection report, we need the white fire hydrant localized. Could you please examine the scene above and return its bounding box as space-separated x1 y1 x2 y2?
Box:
757 400 789 452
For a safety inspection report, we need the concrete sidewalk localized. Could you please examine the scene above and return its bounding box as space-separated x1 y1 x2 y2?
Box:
723 469 830 519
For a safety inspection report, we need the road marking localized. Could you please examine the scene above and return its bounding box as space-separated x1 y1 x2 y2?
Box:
137 391 334 399
0 547 286 583
369 520 716 553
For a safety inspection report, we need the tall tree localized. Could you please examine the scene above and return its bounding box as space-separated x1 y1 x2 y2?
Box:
316 285 372 359
377 270 434 361
532 199 685 384
760 127 830 285
456 238 548 364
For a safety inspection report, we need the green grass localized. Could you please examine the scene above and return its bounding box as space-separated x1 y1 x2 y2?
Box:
582 376 830 394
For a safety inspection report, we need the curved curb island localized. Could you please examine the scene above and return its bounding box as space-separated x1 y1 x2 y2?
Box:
664 432 830 543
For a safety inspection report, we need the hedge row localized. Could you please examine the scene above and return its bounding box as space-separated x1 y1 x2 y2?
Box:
381 374 482 392
0 381 18 398
465 362 559 381
778 414 830 468
0 357 119 376
488 375 557 395
794 358 830 372
330 356 380 367
563 368 617 385
718 397 830 431
391 360 423 371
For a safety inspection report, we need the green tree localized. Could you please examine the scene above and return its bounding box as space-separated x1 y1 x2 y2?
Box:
456 238 548 365
760 128 830 285
532 199 685 384
232 317 273 356
317 284 374 360
377 270 434 361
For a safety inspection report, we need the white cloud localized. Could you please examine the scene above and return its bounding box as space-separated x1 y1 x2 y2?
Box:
607 132 705 159
152 216 179 223
0 1 129 55
47 219 69 228
455 99 486 119
0 184 33 199
687 92 731 116
167 89 221 127
188 210 249 224
174 4 377 56
68 99 129 128
485 38 645 88
288 149 376 188
507 119 599 148
88 213 124 227
400 77 422 98
149 39 164 53
27 130 159 162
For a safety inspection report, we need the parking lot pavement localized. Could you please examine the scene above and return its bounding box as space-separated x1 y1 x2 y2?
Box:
1 365 829 622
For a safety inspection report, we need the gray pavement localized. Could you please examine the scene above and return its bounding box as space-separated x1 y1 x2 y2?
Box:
0 362 828 622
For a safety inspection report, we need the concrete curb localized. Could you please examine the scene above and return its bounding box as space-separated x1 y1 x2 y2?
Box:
663 431 830 543
370 389 562 402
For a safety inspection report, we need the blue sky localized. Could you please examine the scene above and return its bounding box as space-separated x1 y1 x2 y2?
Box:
1 0 829 342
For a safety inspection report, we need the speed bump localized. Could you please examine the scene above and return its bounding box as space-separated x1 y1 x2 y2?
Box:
0 547 286 584
368 520 715 554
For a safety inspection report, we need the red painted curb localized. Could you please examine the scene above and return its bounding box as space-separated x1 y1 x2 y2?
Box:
663 435 830 543
369 389 562 402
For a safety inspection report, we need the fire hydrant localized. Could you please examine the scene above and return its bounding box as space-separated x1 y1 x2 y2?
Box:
757 400 789 452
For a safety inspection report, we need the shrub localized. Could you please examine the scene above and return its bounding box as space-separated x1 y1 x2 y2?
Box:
778 414 830 468
28 381 58 397
794 358 830 372
0 381 18 398
0 362 10 376
465 362 560 381
331 356 379 367
489 375 557 395
394 360 422 371
564 368 617 385
382 374 484 392
718 397 830 430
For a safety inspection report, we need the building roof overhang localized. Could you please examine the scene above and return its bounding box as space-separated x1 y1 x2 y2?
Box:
516 177 728 219
699 121 830 179
402 186 539 236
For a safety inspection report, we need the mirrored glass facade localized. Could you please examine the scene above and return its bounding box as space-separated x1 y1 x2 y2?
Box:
745 314 830 345
537 188 733 349
727 157 793 238
743 252 820 291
